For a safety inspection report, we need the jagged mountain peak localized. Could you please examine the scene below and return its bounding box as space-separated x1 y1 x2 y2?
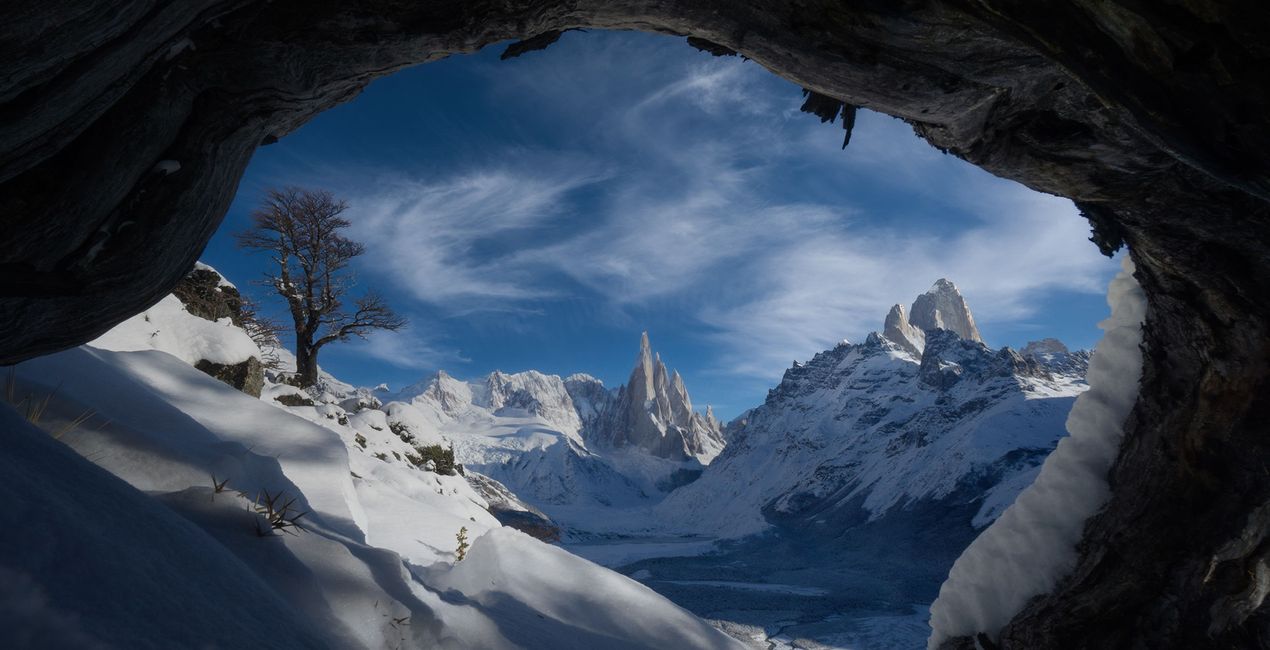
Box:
912 280 981 340
564 372 602 385
656 306 1091 540
593 333 725 462
877 279 982 357
883 303 927 358
1022 338 1069 356
909 278 983 343
638 331 653 362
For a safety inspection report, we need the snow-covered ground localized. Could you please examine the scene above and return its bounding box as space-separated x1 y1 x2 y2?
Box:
3 268 743 650
3 261 1133 650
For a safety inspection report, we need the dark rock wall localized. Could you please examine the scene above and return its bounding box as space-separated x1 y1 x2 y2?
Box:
172 268 243 325
2 1 1269 647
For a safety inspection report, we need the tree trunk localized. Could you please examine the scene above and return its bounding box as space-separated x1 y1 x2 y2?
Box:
295 342 319 388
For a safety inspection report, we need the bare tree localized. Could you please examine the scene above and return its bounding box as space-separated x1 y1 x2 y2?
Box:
237 294 286 370
237 187 406 387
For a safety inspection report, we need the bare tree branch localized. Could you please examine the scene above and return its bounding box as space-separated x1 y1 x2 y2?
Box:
236 186 407 386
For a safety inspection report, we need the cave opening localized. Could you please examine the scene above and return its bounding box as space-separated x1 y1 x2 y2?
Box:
3 3 1269 649
174 29 1121 649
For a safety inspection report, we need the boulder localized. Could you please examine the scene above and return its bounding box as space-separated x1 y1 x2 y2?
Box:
194 357 264 397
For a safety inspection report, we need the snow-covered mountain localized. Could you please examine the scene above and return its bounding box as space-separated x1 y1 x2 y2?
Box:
384 332 724 527
653 279 1090 539
590 332 726 462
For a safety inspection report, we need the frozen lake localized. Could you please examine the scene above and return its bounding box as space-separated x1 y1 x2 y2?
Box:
562 496 983 649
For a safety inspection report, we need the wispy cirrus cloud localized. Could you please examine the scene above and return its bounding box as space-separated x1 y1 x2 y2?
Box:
344 161 610 310
323 32 1117 382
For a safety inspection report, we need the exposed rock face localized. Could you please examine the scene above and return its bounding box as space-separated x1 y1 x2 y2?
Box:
465 472 561 542
592 333 725 462
918 330 1041 391
563 373 614 432
881 279 980 358
1021 338 1068 357
658 322 1088 539
195 357 264 398
3 2 1270 648
883 303 927 358
1021 339 1092 377
171 265 244 326
910 279 983 344
171 265 264 396
483 370 584 435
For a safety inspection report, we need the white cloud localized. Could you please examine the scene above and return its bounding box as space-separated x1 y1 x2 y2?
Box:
334 326 469 371
344 162 609 309
334 33 1117 383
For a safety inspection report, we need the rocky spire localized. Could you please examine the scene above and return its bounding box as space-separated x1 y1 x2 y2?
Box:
909 278 983 343
635 331 655 395
668 370 693 424
597 332 725 461
883 303 926 358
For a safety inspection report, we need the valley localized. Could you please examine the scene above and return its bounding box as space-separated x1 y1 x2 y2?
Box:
7 262 1100 649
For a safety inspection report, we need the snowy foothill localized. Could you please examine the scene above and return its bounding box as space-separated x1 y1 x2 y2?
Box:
3 266 744 650
89 293 261 366
420 527 741 650
649 331 1090 540
926 257 1147 648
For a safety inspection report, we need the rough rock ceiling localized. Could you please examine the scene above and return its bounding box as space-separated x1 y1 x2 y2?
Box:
2 2 1268 647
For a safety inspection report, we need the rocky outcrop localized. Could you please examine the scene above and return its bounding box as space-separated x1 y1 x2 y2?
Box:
918 330 1043 391
3 2 1270 647
1021 338 1092 377
172 264 264 397
910 279 983 344
465 472 561 542
592 333 725 462
195 357 264 398
881 279 981 358
1021 338 1068 358
883 303 927 358
657 316 1089 540
171 264 244 326
563 373 615 434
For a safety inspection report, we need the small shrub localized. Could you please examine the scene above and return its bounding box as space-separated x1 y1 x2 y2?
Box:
5 368 96 438
455 526 469 561
354 432 367 448
211 474 231 493
373 452 389 462
388 421 415 444
412 444 457 475
252 489 309 537
392 451 401 461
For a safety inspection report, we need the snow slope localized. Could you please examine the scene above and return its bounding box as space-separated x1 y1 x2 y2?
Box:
650 332 1087 539
0 405 334 650
4 264 743 650
384 334 725 531
648 279 1091 541
89 293 260 366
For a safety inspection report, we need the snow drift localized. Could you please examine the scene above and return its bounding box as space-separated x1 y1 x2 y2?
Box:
3 264 744 650
926 257 1147 647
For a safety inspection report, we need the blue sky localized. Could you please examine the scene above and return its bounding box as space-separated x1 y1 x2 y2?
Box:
201 31 1121 419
